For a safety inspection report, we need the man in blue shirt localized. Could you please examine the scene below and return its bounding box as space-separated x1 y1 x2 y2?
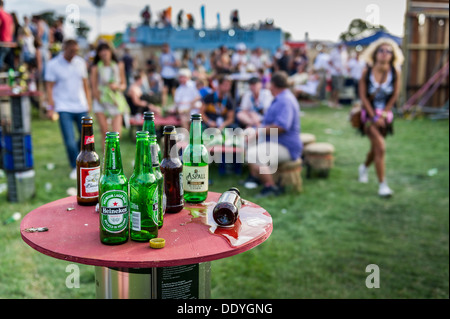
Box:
245 71 303 197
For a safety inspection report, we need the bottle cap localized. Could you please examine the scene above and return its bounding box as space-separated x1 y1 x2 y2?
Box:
143 111 155 120
106 131 119 138
163 125 176 134
81 116 93 124
191 113 202 121
149 238 165 249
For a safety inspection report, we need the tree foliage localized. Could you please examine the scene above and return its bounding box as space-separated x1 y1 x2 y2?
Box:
339 19 387 42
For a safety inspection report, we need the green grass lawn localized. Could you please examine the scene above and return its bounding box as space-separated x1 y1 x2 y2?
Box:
0 104 448 299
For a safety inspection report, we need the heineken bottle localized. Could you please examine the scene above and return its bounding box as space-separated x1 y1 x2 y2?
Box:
142 112 162 162
183 114 209 203
149 134 164 229
129 131 159 242
99 132 129 245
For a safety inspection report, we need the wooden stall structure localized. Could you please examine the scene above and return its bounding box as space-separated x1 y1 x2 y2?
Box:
402 0 449 109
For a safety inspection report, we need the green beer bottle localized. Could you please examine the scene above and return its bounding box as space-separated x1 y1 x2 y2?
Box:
142 112 162 162
149 134 164 229
130 131 159 242
183 114 209 203
99 132 129 245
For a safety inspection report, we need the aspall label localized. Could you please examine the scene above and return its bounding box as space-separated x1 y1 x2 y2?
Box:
183 165 208 192
100 190 129 233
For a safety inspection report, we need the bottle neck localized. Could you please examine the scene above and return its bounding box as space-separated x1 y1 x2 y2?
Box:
103 138 123 174
163 132 178 159
189 119 203 146
134 137 152 174
143 119 157 136
80 124 96 152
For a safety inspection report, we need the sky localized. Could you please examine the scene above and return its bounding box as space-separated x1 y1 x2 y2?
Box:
5 0 407 42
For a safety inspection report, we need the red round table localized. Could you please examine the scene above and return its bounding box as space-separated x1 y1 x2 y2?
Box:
21 192 272 299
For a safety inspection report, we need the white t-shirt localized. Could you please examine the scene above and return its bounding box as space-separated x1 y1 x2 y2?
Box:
174 81 200 112
239 89 273 114
313 52 330 71
159 52 178 79
328 48 345 77
45 54 88 113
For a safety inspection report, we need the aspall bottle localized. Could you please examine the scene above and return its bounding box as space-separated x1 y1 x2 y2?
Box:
129 131 159 241
76 117 100 206
99 132 129 245
160 126 183 214
183 114 209 203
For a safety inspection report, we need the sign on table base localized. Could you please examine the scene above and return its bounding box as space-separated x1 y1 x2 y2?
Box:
95 262 211 299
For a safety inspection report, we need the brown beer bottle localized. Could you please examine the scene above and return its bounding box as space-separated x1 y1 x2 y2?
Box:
76 116 101 206
160 125 184 214
213 188 242 227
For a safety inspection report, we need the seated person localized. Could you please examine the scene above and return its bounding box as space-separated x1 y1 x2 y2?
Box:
146 64 163 102
127 72 161 116
174 68 201 130
289 63 320 98
195 77 212 99
200 74 235 130
245 71 303 197
237 77 273 128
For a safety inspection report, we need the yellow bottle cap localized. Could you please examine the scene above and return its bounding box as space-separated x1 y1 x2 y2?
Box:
149 238 165 249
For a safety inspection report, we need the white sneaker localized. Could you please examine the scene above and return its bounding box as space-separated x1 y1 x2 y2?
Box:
358 164 369 183
378 182 393 197
69 168 77 180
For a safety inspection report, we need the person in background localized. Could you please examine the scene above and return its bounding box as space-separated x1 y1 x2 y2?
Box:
237 77 273 128
127 71 161 116
145 62 163 103
0 0 14 70
35 15 51 79
215 45 232 74
274 45 291 74
121 47 134 88
195 77 212 99
245 71 302 197
231 43 248 73
313 44 330 102
20 16 36 64
358 38 404 197
45 39 92 180
347 50 365 100
174 68 201 130
90 42 128 139
200 74 235 130
159 42 179 107
328 43 346 108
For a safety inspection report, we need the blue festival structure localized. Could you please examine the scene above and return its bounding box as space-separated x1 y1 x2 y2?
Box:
122 25 283 54
345 30 403 47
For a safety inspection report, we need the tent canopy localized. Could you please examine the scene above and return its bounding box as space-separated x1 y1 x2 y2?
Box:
345 30 403 47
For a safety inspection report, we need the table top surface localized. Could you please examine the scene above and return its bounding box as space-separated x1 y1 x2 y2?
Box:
21 192 272 268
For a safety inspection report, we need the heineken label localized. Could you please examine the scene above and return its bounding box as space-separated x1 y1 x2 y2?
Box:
183 165 208 192
100 190 129 233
